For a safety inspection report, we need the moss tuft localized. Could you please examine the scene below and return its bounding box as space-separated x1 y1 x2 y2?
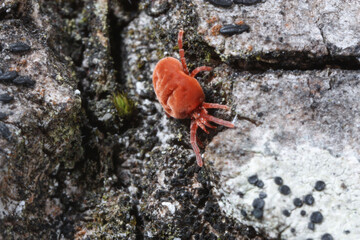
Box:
112 92 135 118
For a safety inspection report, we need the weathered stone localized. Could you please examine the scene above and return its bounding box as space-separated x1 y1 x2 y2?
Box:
205 69 360 240
0 16 82 238
194 0 360 60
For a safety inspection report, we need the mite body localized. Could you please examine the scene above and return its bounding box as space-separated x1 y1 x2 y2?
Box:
152 29 234 167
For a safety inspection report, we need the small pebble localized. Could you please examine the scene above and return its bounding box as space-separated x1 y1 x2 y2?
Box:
282 209 291 217
256 180 264 188
290 228 295 233
252 198 265 209
321 233 334 240
274 176 283 185
308 222 315 230
220 24 250 36
13 76 35 87
0 71 18 83
206 0 233 7
344 230 350 234
248 175 258 185
0 93 14 103
315 180 326 191
0 122 12 141
310 211 323 223
9 42 31 53
293 198 303 207
300 210 306 216
259 192 267 199
304 194 315 205
233 0 262 5
279 185 291 195
252 208 263 219
0 112 7 120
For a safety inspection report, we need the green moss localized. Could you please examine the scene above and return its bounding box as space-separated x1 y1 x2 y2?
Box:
112 92 135 118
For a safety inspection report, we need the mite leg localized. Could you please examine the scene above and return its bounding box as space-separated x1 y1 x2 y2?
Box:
178 29 189 75
202 102 230 110
190 66 212 78
197 136 204 148
203 114 235 128
190 120 203 167
196 121 210 134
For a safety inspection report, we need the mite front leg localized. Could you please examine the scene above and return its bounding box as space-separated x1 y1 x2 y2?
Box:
178 29 189 75
190 66 212 78
202 102 230 110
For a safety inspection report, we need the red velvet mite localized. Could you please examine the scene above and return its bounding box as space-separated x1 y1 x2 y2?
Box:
152 29 235 167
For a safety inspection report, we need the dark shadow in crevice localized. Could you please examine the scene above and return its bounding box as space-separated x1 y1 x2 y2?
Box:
229 51 360 73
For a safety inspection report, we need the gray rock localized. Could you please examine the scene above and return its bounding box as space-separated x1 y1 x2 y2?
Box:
0 14 82 240
205 69 360 240
194 0 360 60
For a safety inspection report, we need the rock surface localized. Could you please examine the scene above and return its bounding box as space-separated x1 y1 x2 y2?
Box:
206 69 360 239
1 0 360 239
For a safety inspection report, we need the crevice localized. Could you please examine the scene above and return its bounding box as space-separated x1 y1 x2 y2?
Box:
228 51 360 73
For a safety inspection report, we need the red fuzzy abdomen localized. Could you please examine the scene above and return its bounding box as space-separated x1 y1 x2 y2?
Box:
153 57 205 119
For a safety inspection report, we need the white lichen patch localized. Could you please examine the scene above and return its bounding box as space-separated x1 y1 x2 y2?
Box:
215 137 360 239
206 69 360 240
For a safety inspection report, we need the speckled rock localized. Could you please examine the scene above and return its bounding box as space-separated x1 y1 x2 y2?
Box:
0 16 82 238
205 68 360 239
194 0 360 61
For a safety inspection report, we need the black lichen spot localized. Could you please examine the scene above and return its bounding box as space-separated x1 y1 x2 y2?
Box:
256 180 264 188
315 180 326 191
241 209 247 217
321 233 334 240
274 176 283 185
279 185 291 195
247 174 258 185
310 211 323 223
304 194 315 205
282 209 291 217
206 0 233 8
308 222 315 230
237 191 245 198
251 208 263 219
220 24 250 36
259 192 267 199
344 230 350 234
252 198 265 209
0 93 14 103
293 198 303 207
290 228 295 233
234 0 262 5
0 122 12 141
13 76 35 87
0 71 18 83
9 42 31 54
300 210 306 216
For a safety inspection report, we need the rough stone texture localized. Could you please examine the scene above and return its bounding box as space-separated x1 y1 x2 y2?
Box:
194 0 360 61
0 15 82 239
205 69 360 239
1 0 360 239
